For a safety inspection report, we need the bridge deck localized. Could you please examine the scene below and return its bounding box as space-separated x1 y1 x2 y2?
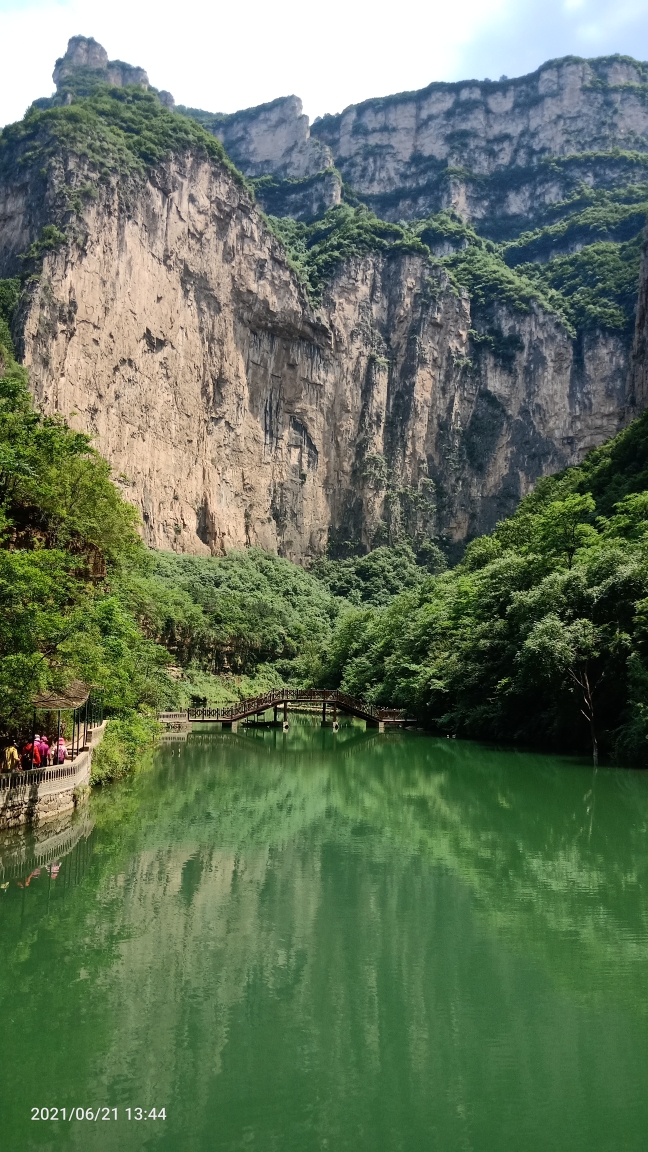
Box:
159 688 406 728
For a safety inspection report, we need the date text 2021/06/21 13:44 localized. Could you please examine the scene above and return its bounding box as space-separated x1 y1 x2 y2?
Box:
30 1108 167 1121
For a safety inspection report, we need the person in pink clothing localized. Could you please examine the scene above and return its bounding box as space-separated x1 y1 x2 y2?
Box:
37 736 50 765
54 738 67 764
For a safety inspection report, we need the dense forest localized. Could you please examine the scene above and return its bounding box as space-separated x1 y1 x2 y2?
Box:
319 420 648 766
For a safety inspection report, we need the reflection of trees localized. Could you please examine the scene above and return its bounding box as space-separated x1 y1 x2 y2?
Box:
2 726 648 1150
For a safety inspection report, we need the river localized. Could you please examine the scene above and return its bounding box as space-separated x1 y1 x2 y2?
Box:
1 719 648 1151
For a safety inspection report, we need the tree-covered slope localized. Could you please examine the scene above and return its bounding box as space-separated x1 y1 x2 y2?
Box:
316 410 648 764
0 82 242 185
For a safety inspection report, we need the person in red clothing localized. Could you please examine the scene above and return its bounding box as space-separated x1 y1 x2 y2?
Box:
21 740 41 771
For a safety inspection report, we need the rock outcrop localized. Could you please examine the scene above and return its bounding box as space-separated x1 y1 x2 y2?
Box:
0 151 636 560
177 96 340 221
53 36 150 92
211 96 332 181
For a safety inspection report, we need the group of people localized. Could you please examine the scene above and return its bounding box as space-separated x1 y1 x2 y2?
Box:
0 734 68 772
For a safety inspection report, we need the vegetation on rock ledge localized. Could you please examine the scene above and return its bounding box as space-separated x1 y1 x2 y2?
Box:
0 84 246 186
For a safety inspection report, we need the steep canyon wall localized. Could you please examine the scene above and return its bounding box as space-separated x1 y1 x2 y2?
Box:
0 151 637 560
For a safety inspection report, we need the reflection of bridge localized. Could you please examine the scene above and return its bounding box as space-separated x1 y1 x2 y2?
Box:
159 688 408 734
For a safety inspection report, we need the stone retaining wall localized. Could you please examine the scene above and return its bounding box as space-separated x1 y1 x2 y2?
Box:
0 722 107 830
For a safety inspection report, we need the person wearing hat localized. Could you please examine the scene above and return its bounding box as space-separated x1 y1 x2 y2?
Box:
53 737 67 764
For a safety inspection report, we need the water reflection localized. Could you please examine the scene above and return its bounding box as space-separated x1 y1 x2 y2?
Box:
0 809 95 887
1 722 648 1152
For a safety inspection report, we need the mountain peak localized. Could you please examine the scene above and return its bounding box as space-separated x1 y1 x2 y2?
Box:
52 35 150 93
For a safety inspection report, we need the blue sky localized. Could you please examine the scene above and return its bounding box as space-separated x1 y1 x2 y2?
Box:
1 0 647 127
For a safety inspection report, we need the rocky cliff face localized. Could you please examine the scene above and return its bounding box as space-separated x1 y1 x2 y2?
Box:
211 96 332 180
187 55 648 233
1 40 645 561
177 96 339 221
311 57 648 228
0 151 635 560
632 223 648 411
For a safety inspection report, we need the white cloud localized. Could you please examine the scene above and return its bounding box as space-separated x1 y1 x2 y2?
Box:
1 0 647 131
0 0 506 125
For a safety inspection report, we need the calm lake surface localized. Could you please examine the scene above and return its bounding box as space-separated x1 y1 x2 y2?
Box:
2 719 648 1152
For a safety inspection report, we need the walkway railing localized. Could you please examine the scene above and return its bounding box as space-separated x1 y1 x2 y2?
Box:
160 688 406 726
0 760 86 793
1 722 107 792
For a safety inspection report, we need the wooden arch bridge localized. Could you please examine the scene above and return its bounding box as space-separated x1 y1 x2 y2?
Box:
158 688 408 734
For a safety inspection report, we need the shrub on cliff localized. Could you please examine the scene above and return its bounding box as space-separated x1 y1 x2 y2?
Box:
0 84 246 185
266 204 427 304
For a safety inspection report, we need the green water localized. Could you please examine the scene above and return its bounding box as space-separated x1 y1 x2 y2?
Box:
2 720 648 1152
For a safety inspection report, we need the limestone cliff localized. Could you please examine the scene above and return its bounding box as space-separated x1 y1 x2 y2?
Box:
312 56 648 230
0 148 635 561
210 96 332 180
1 40 646 562
186 55 648 234
176 97 339 221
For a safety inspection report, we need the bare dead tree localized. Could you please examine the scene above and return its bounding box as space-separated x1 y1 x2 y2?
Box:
568 665 604 766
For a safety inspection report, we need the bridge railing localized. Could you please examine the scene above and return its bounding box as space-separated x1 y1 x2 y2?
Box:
168 688 406 724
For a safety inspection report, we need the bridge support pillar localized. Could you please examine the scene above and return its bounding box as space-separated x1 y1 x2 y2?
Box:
366 719 385 733
332 721 339 733
322 700 327 726
222 720 238 732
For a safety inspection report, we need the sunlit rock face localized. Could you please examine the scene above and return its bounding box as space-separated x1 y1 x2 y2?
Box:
0 152 636 560
212 96 333 181
197 56 648 234
311 58 648 228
